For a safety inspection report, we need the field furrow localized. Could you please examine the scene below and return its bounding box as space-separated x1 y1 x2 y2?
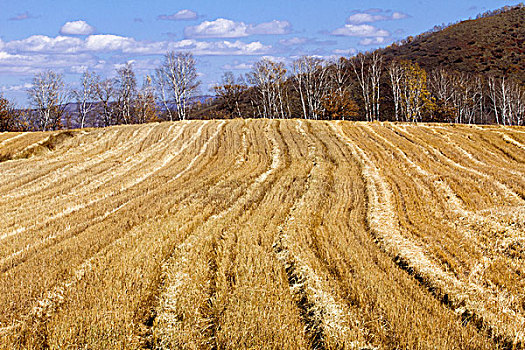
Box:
336 122 524 347
1 120 523 349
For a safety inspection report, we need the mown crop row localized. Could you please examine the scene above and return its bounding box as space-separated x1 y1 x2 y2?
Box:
0 120 523 349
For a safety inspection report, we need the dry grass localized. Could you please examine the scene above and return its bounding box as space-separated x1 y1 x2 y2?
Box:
0 119 523 349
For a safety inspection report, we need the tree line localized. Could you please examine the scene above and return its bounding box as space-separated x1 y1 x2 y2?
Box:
0 51 200 131
1 50 524 132
211 53 524 126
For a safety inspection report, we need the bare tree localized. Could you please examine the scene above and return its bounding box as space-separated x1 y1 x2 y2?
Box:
389 61 403 121
429 68 455 122
249 59 272 118
349 52 383 121
474 75 486 124
369 53 383 121
155 51 200 121
249 58 288 119
489 77 525 126
154 66 173 121
328 57 351 97
292 56 328 120
72 69 96 128
27 70 69 131
350 54 372 121
115 63 137 124
511 80 525 126
487 75 500 124
94 76 116 127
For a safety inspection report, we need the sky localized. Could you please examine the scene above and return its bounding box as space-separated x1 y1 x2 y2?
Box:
0 0 521 105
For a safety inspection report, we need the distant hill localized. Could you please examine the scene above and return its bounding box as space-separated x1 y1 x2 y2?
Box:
378 5 525 81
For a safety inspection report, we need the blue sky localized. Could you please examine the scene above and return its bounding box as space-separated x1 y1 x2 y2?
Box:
0 0 521 105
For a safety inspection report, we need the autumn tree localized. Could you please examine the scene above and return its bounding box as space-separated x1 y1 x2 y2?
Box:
134 75 158 124
213 71 248 119
398 61 433 122
0 95 22 131
155 51 200 121
27 70 69 131
321 90 359 120
322 57 358 120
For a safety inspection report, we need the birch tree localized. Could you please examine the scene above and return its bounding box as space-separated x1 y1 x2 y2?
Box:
292 56 328 120
350 54 372 121
155 51 200 121
322 57 357 120
389 61 403 121
488 77 525 126
249 58 288 119
72 69 96 128
428 68 456 122
115 63 137 124
369 53 383 121
488 76 500 124
27 70 69 131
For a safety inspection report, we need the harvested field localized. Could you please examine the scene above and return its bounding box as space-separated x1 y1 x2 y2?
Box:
0 119 524 349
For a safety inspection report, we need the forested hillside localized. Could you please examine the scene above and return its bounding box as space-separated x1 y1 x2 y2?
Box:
379 5 525 81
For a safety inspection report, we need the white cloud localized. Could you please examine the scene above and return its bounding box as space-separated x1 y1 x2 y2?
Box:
279 37 308 46
0 83 33 92
392 12 409 20
184 40 272 55
346 10 409 24
2 34 271 56
347 13 388 24
259 55 291 65
332 48 357 55
158 9 198 21
279 36 337 47
5 35 84 53
331 24 389 37
0 50 98 75
85 34 166 54
222 61 253 70
249 20 291 35
0 32 272 80
185 18 248 38
60 20 96 35
359 37 387 45
184 18 291 38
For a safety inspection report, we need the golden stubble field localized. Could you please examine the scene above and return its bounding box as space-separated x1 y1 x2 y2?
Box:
0 119 524 349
